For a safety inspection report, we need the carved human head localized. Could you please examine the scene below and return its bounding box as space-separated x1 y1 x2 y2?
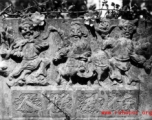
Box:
119 19 138 39
99 18 110 30
19 20 34 38
70 20 88 39
70 21 82 38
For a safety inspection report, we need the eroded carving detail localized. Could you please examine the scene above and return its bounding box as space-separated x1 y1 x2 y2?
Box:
12 90 42 118
76 90 99 118
0 12 51 87
75 90 138 118
52 21 95 86
0 3 151 119
44 90 73 118
0 15 150 89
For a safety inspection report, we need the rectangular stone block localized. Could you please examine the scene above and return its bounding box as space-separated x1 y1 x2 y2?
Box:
11 88 139 119
75 90 100 119
43 90 74 118
75 90 139 119
11 90 43 118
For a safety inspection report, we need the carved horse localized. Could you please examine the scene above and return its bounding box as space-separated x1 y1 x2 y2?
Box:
53 47 94 85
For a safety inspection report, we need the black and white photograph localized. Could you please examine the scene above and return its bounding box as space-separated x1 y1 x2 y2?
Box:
0 0 152 119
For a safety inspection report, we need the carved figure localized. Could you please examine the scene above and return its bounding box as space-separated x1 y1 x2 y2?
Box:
53 50 93 85
118 19 138 39
7 37 50 86
19 12 45 38
86 49 110 85
6 13 50 87
52 21 94 85
94 18 117 38
103 37 133 61
99 19 150 85
102 37 132 83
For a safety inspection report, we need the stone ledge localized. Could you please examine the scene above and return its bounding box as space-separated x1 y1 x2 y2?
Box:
11 89 139 119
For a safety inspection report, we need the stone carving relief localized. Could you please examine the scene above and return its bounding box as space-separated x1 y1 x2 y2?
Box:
0 0 151 118
0 15 151 88
75 90 138 118
11 89 139 119
52 21 95 86
0 14 151 119
12 90 42 118
44 90 73 118
93 18 151 86
0 12 52 87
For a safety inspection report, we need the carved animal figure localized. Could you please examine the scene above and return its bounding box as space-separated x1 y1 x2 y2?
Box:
87 50 110 85
103 37 133 61
52 20 95 86
102 36 147 84
53 48 93 85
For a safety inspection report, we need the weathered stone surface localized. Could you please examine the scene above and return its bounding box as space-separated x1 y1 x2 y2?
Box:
0 12 151 120
10 88 139 119
12 90 43 118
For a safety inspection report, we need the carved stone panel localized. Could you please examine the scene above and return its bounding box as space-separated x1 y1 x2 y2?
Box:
43 90 73 118
12 90 43 118
0 11 151 119
75 90 139 119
